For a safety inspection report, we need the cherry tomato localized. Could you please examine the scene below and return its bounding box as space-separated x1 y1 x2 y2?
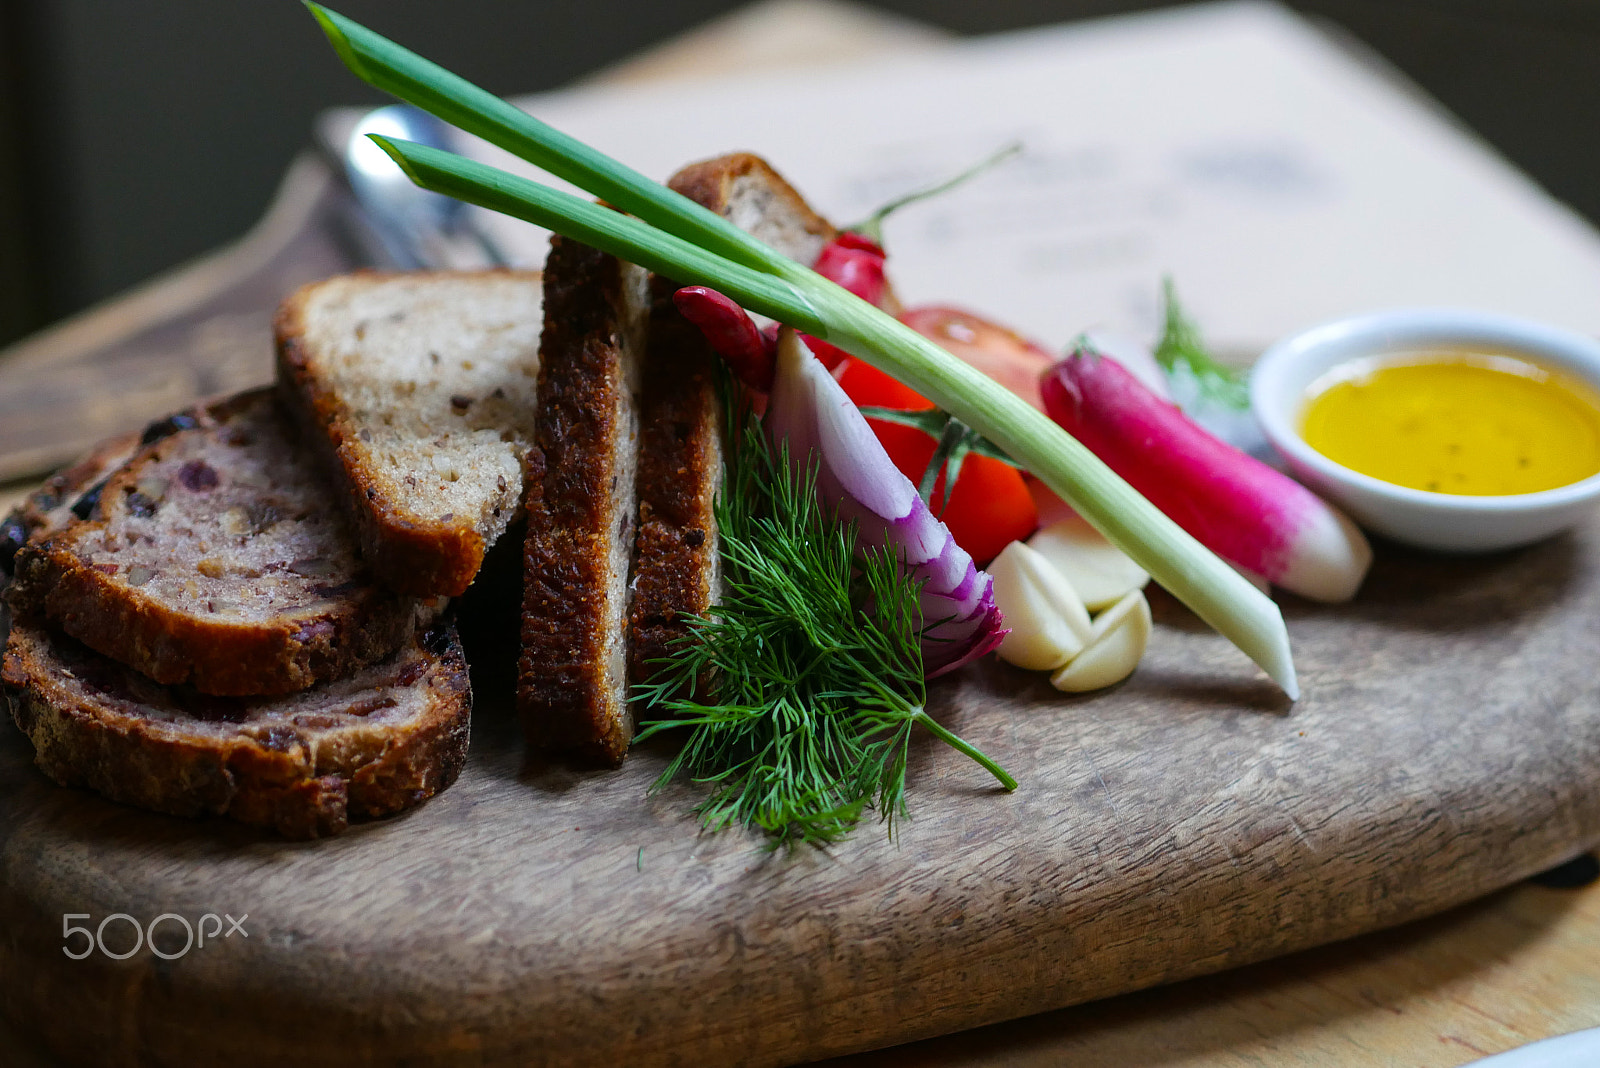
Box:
899 305 1054 411
930 453 1038 565
835 358 1037 563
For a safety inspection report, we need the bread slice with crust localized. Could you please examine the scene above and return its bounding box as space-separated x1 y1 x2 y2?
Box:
517 237 650 766
666 153 840 272
6 389 424 696
2 432 143 644
629 153 901 684
2 432 142 553
275 270 543 598
626 275 725 684
3 618 470 839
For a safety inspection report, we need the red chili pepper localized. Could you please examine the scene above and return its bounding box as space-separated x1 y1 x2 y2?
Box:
798 231 890 370
672 286 776 392
813 231 888 306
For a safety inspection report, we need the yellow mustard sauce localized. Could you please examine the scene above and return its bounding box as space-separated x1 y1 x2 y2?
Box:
1300 352 1600 495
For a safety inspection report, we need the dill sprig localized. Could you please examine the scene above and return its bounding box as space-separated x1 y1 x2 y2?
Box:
634 393 1013 848
1154 276 1250 411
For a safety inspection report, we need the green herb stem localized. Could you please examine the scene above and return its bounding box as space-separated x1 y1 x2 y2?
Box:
851 141 1022 244
636 414 1010 846
370 136 827 333
1154 276 1250 410
914 712 1017 791
310 2 796 276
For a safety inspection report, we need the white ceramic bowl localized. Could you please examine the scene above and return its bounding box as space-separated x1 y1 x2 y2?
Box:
1251 308 1600 552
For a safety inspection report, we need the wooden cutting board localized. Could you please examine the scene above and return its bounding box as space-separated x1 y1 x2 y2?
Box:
3 521 1599 1068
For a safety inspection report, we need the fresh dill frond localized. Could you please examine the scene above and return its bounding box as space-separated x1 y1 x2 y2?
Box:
1154 276 1250 411
634 388 1012 848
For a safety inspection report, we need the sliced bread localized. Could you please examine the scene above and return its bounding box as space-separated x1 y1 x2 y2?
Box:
3 432 142 551
3 617 470 839
629 153 892 684
517 237 650 766
667 153 839 270
2 432 143 643
626 274 725 684
2 430 142 589
6 389 424 696
276 270 543 598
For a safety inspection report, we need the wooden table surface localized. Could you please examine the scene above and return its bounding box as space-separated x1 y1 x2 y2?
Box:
1 3 1597 1066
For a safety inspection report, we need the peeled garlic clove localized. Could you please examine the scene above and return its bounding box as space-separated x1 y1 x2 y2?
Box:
1051 589 1152 692
1028 515 1149 611
989 541 1093 671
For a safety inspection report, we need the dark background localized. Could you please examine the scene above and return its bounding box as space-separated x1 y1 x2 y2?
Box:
2 0 1597 348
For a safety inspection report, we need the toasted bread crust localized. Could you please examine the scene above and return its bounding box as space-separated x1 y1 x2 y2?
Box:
6 390 421 696
3 434 144 644
3 620 470 838
12 432 143 537
3 432 142 593
518 238 646 766
628 275 724 682
669 151 901 313
667 153 837 252
274 270 542 598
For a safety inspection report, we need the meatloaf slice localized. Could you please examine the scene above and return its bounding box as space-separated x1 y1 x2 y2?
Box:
3 618 470 839
6 388 425 696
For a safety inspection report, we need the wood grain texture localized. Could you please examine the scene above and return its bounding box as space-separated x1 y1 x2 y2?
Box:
3 521 1598 1067
824 876 1600 1067
3 7 1598 1066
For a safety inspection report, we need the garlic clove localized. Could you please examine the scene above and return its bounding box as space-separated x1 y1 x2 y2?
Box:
1028 515 1149 611
1050 589 1152 692
989 541 1093 671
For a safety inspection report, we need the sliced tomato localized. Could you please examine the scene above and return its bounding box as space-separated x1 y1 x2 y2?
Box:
899 305 1054 411
835 357 1037 563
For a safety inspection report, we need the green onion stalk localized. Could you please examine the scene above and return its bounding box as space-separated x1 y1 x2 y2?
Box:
306 3 1299 699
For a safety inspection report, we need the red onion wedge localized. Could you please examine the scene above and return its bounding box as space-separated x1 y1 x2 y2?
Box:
1041 344 1372 603
765 328 1006 676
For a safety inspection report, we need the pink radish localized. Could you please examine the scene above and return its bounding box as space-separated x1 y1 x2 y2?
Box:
1040 345 1372 603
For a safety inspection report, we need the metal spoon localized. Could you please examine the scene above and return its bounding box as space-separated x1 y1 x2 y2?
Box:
342 103 505 269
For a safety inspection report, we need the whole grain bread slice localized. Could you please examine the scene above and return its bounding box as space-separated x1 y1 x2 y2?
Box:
276 270 543 598
3 432 142 551
3 617 470 838
626 275 725 684
6 389 425 696
517 237 650 766
629 153 901 684
2 432 143 644
667 153 840 272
